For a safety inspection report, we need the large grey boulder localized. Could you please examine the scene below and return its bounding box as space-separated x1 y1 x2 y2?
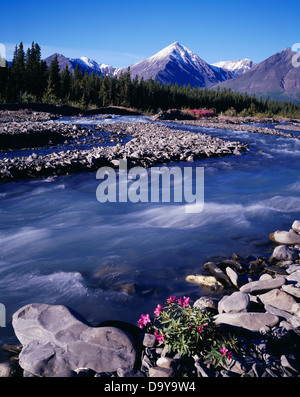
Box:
214 312 279 333
270 229 300 245
240 277 285 294
258 289 299 314
270 245 299 262
286 270 300 287
12 303 138 377
218 291 250 313
292 220 300 234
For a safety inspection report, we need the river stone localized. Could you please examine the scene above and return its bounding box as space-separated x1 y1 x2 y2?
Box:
218 291 250 313
240 277 285 294
270 230 300 245
292 220 300 234
12 303 137 377
271 245 299 261
286 264 300 274
258 289 298 314
214 312 279 333
286 270 300 287
282 284 300 299
193 296 218 311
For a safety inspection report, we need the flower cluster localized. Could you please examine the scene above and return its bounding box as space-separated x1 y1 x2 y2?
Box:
137 296 236 363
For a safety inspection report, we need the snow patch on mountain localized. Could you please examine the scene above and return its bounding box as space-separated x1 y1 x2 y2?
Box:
212 59 256 75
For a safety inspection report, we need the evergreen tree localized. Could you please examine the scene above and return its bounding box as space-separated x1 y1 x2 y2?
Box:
61 65 71 101
45 55 61 100
11 42 26 100
25 42 44 99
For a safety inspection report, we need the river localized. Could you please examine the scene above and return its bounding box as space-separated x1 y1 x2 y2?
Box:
0 115 299 343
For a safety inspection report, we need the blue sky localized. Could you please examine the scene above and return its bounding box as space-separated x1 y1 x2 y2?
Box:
1 0 299 67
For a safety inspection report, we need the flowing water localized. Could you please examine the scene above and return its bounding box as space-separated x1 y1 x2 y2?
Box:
0 115 300 343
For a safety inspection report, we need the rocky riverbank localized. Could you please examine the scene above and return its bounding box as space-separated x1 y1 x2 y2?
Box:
0 121 248 182
151 109 300 139
1 220 299 378
172 119 300 140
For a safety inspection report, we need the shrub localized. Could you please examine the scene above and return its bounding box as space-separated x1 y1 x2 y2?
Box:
138 296 237 366
183 108 216 119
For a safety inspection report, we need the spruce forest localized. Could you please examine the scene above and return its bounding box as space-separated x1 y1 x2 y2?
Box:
1 42 300 118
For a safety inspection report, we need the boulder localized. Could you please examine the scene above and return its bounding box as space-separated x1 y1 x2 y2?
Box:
258 289 298 314
270 230 300 245
270 245 299 262
185 274 224 290
193 296 218 311
282 284 300 299
225 266 247 288
218 291 250 314
214 312 279 333
286 264 300 274
12 303 138 377
286 270 300 287
240 277 285 294
292 220 300 234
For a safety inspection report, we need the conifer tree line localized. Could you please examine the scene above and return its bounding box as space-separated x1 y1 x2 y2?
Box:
0 42 300 117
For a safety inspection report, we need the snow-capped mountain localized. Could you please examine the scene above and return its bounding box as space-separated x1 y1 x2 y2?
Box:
212 59 256 75
74 57 117 76
119 42 236 88
214 48 300 103
44 54 118 76
44 43 237 88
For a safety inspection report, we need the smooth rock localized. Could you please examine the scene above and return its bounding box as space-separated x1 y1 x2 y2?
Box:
225 267 239 288
139 333 157 348
270 230 300 245
204 262 231 285
240 277 285 294
270 245 299 261
292 220 300 234
214 312 279 333
286 270 300 287
264 304 294 320
282 284 300 298
258 289 298 314
218 291 250 314
156 357 176 369
286 264 300 274
193 296 218 311
12 303 137 377
149 367 176 377
185 274 223 290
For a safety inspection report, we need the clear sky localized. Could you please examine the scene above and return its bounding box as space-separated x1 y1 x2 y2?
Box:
1 0 299 67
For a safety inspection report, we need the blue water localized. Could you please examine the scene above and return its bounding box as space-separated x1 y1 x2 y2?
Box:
0 115 300 342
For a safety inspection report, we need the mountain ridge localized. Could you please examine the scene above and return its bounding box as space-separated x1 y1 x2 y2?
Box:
214 47 300 103
44 42 236 88
44 43 300 103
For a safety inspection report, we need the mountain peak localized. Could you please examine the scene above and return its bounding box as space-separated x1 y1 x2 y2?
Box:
125 42 235 88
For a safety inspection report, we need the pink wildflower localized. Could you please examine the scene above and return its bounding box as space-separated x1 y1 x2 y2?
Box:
154 304 163 316
198 323 208 334
166 296 176 304
154 329 165 343
138 313 151 329
219 346 229 356
227 351 233 361
178 296 190 307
